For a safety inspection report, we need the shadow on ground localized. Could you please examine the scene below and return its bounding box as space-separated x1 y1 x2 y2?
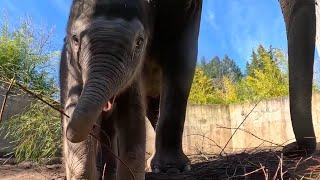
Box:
146 150 320 180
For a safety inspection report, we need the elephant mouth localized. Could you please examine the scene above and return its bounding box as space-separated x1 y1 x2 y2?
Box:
102 96 116 112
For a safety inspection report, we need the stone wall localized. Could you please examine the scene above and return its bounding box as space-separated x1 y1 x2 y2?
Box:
146 93 320 155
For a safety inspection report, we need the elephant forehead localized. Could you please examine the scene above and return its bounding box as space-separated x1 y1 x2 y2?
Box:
67 0 147 32
69 0 144 18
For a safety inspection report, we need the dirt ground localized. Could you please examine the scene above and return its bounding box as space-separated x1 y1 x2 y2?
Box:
0 163 64 180
1 150 320 180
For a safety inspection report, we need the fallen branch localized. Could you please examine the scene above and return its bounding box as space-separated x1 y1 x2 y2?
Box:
219 100 261 156
228 166 264 179
185 133 224 151
15 82 69 118
273 156 281 180
0 75 135 180
0 77 15 123
216 125 284 147
260 163 268 180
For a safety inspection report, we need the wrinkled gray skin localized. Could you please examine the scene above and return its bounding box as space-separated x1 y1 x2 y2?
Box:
60 0 202 179
279 0 317 155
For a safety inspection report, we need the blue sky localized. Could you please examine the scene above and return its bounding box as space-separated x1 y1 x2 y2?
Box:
1 0 289 71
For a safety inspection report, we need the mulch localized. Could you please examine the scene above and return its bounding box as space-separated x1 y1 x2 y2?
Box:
1 149 320 180
146 150 320 180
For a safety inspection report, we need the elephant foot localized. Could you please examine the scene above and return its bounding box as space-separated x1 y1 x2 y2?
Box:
283 140 317 157
150 150 190 174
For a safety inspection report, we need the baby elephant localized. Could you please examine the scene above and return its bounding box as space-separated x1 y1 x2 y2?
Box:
60 0 202 179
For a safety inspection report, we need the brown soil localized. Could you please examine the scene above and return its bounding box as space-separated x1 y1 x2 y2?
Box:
1 150 320 180
0 163 64 180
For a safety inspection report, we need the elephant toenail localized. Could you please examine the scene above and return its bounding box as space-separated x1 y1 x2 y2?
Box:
184 164 191 171
153 166 161 173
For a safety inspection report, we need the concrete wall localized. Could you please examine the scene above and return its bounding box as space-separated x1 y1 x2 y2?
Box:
0 84 32 154
2 83 320 156
146 93 320 155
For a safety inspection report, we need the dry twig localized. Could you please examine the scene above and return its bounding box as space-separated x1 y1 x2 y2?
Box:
217 125 284 147
219 100 261 156
186 133 223 151
0 77 15 123
273 156 281 180
0 75 136 180
228 166 264 179
259 163 268 180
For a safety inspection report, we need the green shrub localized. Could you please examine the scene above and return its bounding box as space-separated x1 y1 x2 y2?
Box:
0 16 60 162
1 102 61 162
190 45 290 105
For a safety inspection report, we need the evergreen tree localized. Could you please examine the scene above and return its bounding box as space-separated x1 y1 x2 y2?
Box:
191 45 289 104
221 55 242 82
239 45 288 101
246 45 266 75
201 56 221 80
200 55 242 85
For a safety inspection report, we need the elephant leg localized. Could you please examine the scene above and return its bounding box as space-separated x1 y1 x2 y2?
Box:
150 4 202 173
150 63 195 173
100 137 118 180
146 96 160 129
100 111 118 180
114 82 146 180
280 0 317 155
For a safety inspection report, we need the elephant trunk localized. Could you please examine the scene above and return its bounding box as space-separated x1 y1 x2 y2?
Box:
66 57 125 143
66 20 145 143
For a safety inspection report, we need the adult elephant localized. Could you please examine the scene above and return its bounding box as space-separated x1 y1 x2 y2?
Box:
279 0 317 155
60 0 202 179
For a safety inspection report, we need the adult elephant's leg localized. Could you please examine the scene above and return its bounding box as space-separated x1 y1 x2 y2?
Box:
151 64 195 173
100 111 118 180
114 82 146 180
280 0 317 155
146 96 160 129
151 2 202 173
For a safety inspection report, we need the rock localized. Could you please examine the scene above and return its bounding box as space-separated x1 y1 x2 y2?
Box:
18 161 34 169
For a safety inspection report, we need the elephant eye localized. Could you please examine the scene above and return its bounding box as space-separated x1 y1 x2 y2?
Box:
72 35 80 46
135 36 144 50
